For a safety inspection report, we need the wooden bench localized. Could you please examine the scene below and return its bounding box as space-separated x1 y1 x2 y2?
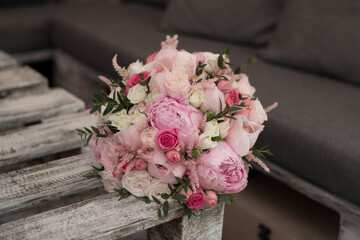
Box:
0 51 225 240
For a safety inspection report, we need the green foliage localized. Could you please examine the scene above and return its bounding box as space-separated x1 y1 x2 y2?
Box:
217 194 234 203
115 188 131 200
191 148 201 158
251 145 273 159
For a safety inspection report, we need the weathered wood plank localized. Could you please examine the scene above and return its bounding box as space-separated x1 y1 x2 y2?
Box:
0 113 96 167
0 50 17 70
0 152 101 215
254 159 360 240
148 202 225 240
0 88 84 131
0 66 48 99
0 194 187 240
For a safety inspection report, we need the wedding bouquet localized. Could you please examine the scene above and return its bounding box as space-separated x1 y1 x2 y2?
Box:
77 35 277 218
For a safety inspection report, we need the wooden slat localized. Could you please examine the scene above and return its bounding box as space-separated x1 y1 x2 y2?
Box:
0 152 101 215
0 50 17 70
0 113 96 167
0 194 187 240
0 66 48 99
0 88 84 131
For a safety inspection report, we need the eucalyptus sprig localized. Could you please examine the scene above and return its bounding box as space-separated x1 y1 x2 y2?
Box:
251 145 273 159
137 73 152 92
76 125 117 144
217 47 256 74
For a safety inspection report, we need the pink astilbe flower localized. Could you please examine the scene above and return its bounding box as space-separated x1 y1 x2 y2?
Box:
265 102 279 113
112 54 128 78
161 35 179 49
245 152 270 172
98 75 115 90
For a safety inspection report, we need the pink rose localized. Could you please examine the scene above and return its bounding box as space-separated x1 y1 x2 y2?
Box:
200 83 226 115
148 151 187 184
205 190 218 207
225 115 263 156
155 129 180 151
147 96 203 146
149 72 168 94
146 51 158 63
186 188 206 210
166 150 180 163
232 74 256 97
140 127 157 149
165 70 190 99
128 71 150 87
217 80 228 91
179 188 193 200
135 159 148 170
115 124 146 151
197 141 248 193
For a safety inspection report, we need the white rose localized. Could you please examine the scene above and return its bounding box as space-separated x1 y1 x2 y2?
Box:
147 179 172 203
203 119 220 137
219 118 232 138
128 59 144 75
99 170 122 193
248 99 268 125
187 89 205 108
202 52 220 74
199 133 218 150
130 110 147 126
232 74 256 97
172 51 197 79
127 84 148 104
140 127 157 149
122 170 153 197
145 90 160 103
165 70 190 99
108 109 132 131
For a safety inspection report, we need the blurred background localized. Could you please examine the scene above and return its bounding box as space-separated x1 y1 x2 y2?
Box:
1 0 359 239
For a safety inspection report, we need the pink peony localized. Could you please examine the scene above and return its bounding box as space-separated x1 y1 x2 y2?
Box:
115 124 146 151
197 141 248 193
186 188 206 210
88 134 103 163
146 51 158 63
128 71 150 87
225 115 263 156
205 190 218 207
193 52 205 65
135 159 148 170
179 188 193 200
147 96 203 146
200 83 226 115
166 150 180 163
148 151 186 184
155 129 180 151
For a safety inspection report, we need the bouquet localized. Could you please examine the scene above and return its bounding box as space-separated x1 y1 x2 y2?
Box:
77 35 277 218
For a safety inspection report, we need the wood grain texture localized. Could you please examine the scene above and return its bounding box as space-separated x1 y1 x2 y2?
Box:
0 152 101 215
338 212 360 240
0 113 96 167
0 66 48 99
0 88 84 131
0 194 189 240
148 202 225 240
0 50 17 70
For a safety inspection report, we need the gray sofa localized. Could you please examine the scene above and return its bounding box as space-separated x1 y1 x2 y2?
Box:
0 0 359 238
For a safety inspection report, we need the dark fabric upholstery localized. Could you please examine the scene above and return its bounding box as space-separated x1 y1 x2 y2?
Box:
261 0 360 86
161 0 283 45
243 60 360 206
51 2 257 77
0 3 57 53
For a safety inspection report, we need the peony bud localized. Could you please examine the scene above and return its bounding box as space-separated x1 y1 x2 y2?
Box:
166 150 180 163
135 159 148 170
179 188 193 201
205 190 218 207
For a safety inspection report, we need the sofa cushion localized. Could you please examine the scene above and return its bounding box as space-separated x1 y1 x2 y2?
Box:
51 1 257 77
0 3 58 53
243 60 360 206
261 0 360 86
161 0 283 45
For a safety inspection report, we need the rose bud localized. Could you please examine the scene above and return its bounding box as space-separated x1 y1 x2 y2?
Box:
217 80 228 91
179 188 193 201
205 190 218 207
166 150 180 163
135 159 148 170
112 168 124 178
186 188 206 210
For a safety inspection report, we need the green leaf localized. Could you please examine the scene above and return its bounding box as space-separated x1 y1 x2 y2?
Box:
234 66 243 74
247 57 256 65
187 209 193 220
135 196 151 204
168 184 173 192
211 135 223 142
103 104 113 116
191 149 201 158
173 194 187 201
83 170 96 179
91 126 100 134
175 177 185 185
157 208 162 218
152 196 162 205
163 201 169 217
86 134 93 144
225 47 230 57
205 110 215 121
91 164 104 171
84 127 92 133
161 193 170 199
76 128 86 135
183 184 188 193
217 194 233 203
